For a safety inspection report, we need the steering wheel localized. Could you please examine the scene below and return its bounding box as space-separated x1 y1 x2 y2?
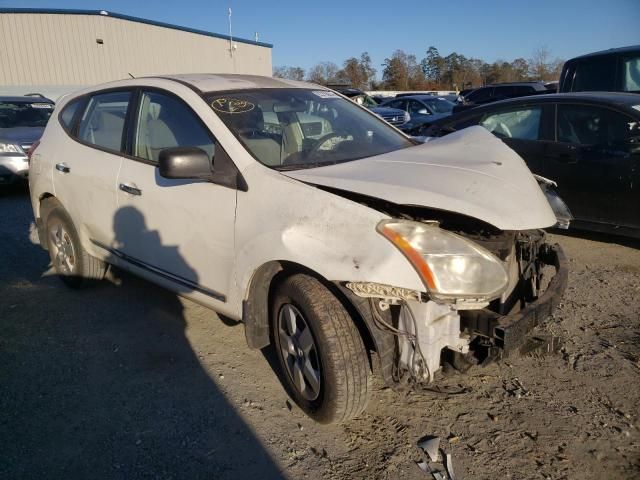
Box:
309 132 348 157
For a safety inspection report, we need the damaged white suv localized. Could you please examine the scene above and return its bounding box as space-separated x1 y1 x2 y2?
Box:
29 74 568 424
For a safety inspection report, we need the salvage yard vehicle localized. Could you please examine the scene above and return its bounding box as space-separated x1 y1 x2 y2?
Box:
379 94 455 134
422 92 640 237
0 95 54 184
29 74 568 424
559 45 640 94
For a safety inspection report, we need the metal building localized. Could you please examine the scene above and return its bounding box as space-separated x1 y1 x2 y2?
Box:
0 8 273 98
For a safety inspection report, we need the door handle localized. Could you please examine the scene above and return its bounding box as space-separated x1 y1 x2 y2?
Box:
119 183 142 196
546 152 578 165
556 153 578 164
55 163 70 173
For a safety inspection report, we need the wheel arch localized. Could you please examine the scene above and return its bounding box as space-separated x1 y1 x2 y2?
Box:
242 260 393 382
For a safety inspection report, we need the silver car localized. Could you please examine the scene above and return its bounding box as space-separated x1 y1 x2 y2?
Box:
0 95 54 184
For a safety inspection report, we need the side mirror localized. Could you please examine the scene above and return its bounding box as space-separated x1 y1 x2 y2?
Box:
417 108 429 115
159 147 212 180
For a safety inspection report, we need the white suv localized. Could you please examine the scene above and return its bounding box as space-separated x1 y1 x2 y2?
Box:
29 74 568 424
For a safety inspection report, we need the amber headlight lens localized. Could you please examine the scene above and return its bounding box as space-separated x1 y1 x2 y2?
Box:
378 219 509 301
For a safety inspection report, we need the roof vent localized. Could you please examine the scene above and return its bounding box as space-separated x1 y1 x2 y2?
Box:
99 10 109 15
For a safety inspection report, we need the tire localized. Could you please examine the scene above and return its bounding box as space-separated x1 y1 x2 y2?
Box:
42 200 106 287
271 274 372 424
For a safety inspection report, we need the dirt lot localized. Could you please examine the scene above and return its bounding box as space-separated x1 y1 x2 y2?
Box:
1 186 639 480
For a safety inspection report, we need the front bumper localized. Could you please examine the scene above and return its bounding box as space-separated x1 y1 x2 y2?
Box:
0 154 29 183
494 243 568 354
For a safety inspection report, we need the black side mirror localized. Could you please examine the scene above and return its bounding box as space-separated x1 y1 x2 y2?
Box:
158 147 212 180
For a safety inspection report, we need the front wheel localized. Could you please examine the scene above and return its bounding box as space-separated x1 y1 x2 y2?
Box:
271 274 372 424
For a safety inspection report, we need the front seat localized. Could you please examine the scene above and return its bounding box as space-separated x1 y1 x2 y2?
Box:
231 108 283 166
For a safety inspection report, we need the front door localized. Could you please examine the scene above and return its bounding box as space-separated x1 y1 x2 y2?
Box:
543 103 638 228
115 89 236 303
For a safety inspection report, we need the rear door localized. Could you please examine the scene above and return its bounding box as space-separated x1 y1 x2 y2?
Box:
115 88 236 304
543 103 638 227
53 90 132 248
477 103 550 172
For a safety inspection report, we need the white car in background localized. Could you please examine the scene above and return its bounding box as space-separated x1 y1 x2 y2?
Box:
29 74 568 424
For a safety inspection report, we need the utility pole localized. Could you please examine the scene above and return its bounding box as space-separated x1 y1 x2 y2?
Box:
228 7 234 57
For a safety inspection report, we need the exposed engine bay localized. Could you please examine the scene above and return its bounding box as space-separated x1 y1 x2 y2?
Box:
338 188 568 387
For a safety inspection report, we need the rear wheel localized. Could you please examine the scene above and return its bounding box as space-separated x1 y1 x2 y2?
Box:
43 200 106 287
271 274 372 424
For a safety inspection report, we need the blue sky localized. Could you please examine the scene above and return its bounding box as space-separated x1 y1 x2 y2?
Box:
6 0 640 77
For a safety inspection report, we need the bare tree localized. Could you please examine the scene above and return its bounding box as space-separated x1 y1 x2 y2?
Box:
273 65 306 81
307 62 341 85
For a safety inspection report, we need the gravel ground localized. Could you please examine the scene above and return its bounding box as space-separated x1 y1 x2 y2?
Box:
1 186 639 479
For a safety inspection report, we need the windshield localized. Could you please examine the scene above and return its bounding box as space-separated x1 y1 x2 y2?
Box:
0 101 54 128
206 88 413 170
424 98 455 114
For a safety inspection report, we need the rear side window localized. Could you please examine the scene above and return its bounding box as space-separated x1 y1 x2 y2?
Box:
134 91 215 163
493 86 515 99
513 86 535 95
59 98 82 131
78 91 131 152
480 106 542 140
572 58 617 92
466 87 493 103
622 56 640 92
557 104 633 146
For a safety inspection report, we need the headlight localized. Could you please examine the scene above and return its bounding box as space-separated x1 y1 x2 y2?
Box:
378 219 509 301
0 143 22 154
403 111 410 123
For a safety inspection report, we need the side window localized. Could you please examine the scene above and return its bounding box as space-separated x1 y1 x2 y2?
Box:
467 87 493 103
480 106 542 140
59 97 82 131
408 100 428 114
622 56 640 92
572 58 617 92
557 104 634 146
513 86 535 95
451 113 484 130
78 91 131 152
493 86 515 99
134 91 215 163
387 100 405 110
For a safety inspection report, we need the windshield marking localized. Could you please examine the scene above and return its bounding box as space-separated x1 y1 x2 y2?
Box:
211 98 255 114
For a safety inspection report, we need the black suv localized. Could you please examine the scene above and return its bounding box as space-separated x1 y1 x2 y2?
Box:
454 82 551 113
559 45 640 93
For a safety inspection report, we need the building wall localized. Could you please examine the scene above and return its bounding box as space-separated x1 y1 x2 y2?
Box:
0 12 272 87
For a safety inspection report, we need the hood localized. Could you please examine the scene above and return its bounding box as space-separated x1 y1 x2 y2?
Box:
283 126 557 231
0 126 44 145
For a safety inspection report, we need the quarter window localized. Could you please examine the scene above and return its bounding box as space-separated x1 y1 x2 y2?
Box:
60 98 82 131
134 91 215 163
480 106 542 140
78 91 131 152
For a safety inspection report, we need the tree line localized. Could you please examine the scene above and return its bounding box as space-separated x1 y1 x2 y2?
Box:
273 46 564 91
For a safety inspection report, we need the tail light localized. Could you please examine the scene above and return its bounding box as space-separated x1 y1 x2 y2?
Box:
27 140 40 164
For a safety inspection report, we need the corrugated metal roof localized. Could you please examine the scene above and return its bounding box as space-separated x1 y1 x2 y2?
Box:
0 7 273 48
